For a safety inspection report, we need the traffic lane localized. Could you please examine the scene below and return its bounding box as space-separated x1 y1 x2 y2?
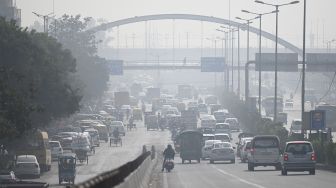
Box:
33 123 170 186
163 159 252 188
214 159 336 188
164 158 336 188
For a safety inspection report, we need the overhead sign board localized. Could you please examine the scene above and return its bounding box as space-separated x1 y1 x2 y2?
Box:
255 53 299 72
201 57 226 72
306 53 336 72
109 60 123 75
310 110 326 130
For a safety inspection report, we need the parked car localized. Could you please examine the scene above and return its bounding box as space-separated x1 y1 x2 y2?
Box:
202 140 221 159
247 135 281 171
50 141 63 160
14 155 41 178
209 142 235 164
214 133 231 142
281 141 316 175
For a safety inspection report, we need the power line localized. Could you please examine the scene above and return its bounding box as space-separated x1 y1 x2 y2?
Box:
319 72 336 102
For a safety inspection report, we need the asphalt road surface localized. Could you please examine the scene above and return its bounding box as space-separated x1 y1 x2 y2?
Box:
30 122 170 187
162 132 336 188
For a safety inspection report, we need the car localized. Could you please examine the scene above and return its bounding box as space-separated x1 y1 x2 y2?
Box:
50 141 63 160
14 155 41 178
214 133 231 142
202 140 221 159
224 118 240 131
237 137 253 159
214 123 231 136
209 142 235 164
202 134 215 145
200 115 216 128
281 141 316 175
71 133 91 152
240 141 252 163
290 119 302 135
213 110 227 123
247 135 281 171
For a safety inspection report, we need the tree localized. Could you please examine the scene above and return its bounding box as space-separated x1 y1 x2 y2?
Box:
49 15 110 103
0 18 81 139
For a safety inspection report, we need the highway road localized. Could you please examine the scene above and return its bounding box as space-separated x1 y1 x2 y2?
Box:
29 122 170 187
162 132 336 188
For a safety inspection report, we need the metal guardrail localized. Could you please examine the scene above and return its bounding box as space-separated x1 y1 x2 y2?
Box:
75 151 151 188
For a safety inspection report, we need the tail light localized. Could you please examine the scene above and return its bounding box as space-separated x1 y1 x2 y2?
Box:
250 148 255 155
311 152 316 161
283 153 288 161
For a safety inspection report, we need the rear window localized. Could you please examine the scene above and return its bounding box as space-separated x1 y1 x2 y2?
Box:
17 156 36 163
216 124 229 129
50 142 60 148
254 138 279 148
286 143 313 154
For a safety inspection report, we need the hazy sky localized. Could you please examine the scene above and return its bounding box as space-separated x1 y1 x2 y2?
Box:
15 0 336 48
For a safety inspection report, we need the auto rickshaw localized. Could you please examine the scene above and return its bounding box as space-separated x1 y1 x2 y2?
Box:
58 154 76 185
177 130 203 164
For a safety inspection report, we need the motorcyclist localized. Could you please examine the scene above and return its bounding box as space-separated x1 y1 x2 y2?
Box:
162 144 175 171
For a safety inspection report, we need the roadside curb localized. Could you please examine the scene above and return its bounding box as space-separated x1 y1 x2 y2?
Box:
316 163 336 172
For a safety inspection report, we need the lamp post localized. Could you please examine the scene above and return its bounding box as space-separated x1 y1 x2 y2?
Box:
241 9 277 115
216 29 229 90
221 26 239 93
301 0 306 135
254 0 299 122
236 17 258 99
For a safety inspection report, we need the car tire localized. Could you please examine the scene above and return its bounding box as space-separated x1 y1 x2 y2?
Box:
309 169 315 175
275 164 282 171
248 162 254 171
281 168 287 175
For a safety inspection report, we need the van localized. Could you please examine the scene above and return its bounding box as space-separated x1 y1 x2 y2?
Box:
247 135 281 171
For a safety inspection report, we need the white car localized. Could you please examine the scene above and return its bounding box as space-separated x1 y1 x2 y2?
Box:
209 142 236 164
201 115 216 128
71 134 91 152
202 140 221 159
214 133 231 142
14 155 40 178
224 118 240 131
50 141 63 160
240 141 252 163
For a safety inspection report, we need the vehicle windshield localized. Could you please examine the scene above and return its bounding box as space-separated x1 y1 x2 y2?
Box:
286 143 313 154
49 142 60 148
254 138 279 148
214 142 231 148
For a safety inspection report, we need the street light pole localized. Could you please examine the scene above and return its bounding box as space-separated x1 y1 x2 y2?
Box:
301 0 306 133
241 10 276 114
237 26 241 97
255 0 299 122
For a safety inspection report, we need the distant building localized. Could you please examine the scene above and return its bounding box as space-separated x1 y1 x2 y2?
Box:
0 0 21 26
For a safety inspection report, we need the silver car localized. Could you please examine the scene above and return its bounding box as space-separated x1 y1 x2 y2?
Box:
14 155 40 178
50 141 63 160
281 141 316 175
209 142 236 164
202 140 221 160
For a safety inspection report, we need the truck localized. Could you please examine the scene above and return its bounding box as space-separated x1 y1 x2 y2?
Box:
114 91 130 108
181 110 198 130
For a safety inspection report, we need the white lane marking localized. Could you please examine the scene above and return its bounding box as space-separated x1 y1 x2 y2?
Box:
163 169 168 188
212 165 266 188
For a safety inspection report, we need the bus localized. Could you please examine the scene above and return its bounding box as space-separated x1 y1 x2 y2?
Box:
15 130 52 171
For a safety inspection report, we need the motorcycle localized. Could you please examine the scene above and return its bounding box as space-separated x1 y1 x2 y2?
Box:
164 158 174 172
